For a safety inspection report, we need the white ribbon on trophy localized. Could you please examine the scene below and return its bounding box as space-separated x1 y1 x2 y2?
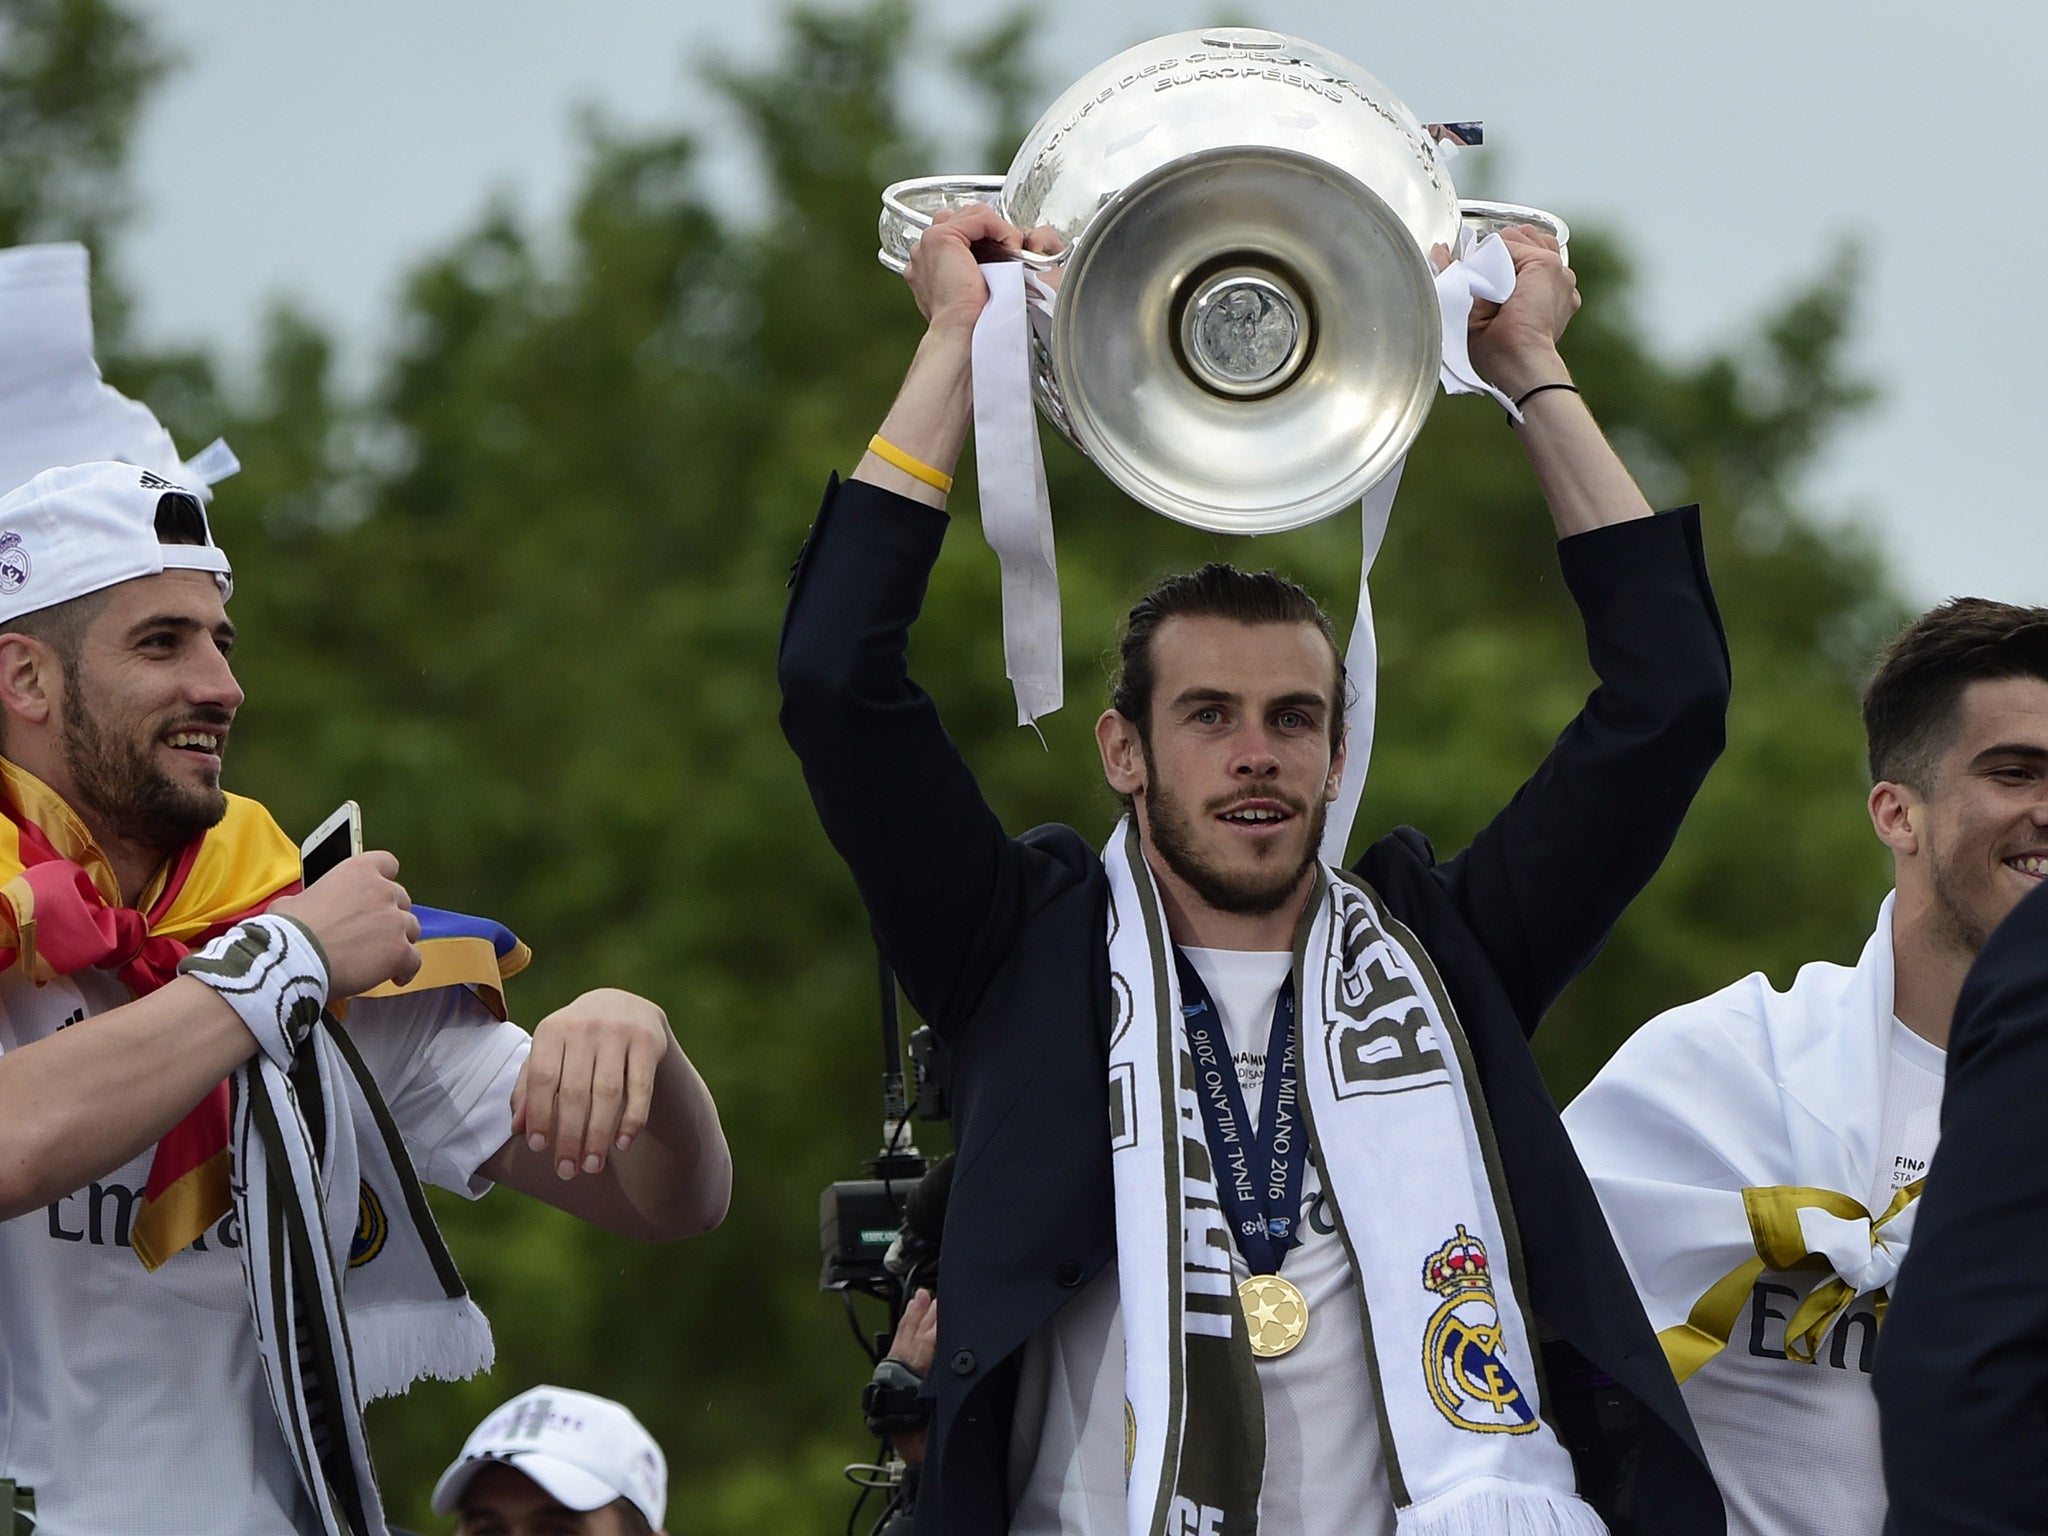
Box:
0 242 238 498
1435 227 1523 421
1320 461 1402 866
967 232 1523 862
1316 229 1525 858
971 259 1063 726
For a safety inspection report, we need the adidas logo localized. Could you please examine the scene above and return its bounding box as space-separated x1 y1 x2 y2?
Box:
137 470 178 491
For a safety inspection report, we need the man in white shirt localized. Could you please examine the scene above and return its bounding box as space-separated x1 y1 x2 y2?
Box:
1565 597 2048 1534
0 463 732 1535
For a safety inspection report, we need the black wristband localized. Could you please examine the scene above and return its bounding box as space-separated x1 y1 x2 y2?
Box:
1512 381 1579 411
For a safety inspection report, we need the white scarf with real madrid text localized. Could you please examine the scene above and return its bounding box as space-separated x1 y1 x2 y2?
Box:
233 1017 494 1536
1104 820 1605 1536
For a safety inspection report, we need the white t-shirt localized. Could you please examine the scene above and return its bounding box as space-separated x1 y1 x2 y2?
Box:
1008 947 1395 1535
0 963 530 1536
1678 1019 1945 1536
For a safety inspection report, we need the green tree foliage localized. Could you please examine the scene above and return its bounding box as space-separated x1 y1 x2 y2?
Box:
11 1 1903 1528
0 0 165 339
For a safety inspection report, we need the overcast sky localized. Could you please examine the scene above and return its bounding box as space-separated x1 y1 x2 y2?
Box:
123 0 2042 605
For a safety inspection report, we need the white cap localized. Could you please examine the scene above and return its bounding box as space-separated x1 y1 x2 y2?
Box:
0 461 233 624
430 1386 667 1529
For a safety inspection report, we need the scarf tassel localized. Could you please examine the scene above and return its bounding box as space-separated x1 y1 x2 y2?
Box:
1396 1479 1611 1536
352 1296 495 1404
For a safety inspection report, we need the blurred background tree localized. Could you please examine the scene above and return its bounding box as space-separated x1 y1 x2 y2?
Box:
5 0 1902 1527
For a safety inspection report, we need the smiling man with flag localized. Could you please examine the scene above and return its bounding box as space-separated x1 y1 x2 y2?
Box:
0 460 732 1536
1564 598 2048 1535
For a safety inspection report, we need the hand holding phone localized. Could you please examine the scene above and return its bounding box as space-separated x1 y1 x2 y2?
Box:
271 802 422 997
299 800 362 886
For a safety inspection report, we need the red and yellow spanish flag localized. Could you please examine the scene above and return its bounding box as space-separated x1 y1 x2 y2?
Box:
0 758 302 1268
0 760 530 1270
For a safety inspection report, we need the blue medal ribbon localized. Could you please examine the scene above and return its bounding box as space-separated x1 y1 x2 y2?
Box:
1175 949 1304 1276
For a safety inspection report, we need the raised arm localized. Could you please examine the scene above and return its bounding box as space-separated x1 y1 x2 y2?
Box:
778 208 1076 1031
1467 227 1657 539
1417 231 1731 1029
847 208 994 508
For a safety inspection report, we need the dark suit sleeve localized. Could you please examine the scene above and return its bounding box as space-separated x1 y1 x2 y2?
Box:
1422 507 1729 1033
1876 880 2048 1535
778 475 1055 1034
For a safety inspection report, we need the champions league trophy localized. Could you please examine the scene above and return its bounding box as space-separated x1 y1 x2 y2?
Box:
876 27 1569 536
875 27 1568 865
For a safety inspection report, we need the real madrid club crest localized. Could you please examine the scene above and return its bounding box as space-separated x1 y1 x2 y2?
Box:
0 532 30 596
1420 1226 1536 1433
349 1181 387 1269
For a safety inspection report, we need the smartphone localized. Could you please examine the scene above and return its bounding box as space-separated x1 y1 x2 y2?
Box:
299 800 362 886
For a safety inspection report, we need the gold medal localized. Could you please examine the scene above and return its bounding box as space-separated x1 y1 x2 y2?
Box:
1239 1274 1309 1359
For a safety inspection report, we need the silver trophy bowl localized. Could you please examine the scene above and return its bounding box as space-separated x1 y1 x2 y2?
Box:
877 28 1568 535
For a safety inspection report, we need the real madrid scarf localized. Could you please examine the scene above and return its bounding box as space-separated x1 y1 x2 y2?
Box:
233 1013 495 1536
1104 820 1603 1536
1562 894 1922 1380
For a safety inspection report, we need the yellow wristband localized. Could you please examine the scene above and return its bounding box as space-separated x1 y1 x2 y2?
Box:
867 434 954 494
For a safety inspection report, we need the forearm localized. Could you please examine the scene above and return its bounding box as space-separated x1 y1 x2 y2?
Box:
1505 357 1654 538
486 1033 730 1241
0 978 257 1217
1454 226 1645 537
853 324 974 508
601 1034 731 1238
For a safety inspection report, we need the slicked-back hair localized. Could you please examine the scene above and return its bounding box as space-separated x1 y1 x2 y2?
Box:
1863 597 2048 789
1109 562 1344 745
152 490 210 547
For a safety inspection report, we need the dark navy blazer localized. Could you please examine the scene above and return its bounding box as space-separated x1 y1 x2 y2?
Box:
1877 876 2048 1533
779 476 1731 1535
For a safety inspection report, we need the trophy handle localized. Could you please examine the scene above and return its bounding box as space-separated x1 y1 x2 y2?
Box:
878 176 1068 275
1457 200 1572 269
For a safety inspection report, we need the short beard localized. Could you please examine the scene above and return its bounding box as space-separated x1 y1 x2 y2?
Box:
61 676 227 855
1142 772 1327 918
1926 832 1996 958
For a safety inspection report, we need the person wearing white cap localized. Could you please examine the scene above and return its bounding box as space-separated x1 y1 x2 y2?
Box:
432 1386 668 1536
0 462 732 1536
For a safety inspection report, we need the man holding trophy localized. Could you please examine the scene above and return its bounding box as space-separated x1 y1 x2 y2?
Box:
780 173 1729 1536
785 27 1730 1535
